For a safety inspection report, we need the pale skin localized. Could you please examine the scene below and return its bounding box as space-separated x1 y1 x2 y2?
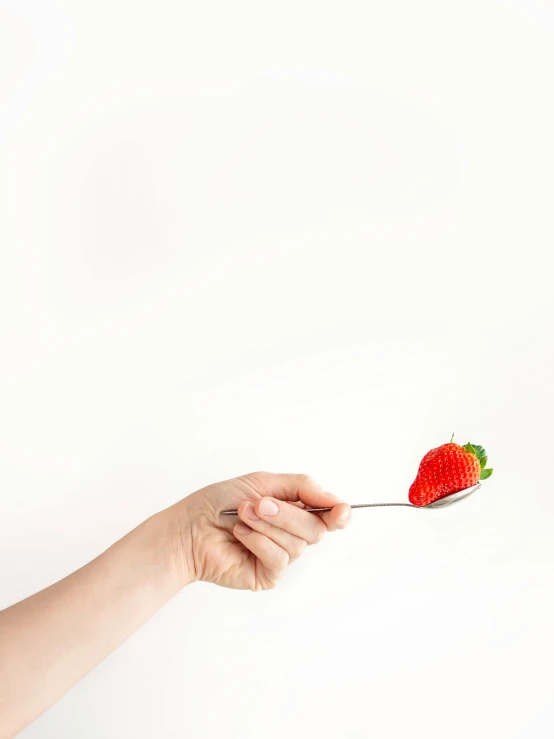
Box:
0 472 351 738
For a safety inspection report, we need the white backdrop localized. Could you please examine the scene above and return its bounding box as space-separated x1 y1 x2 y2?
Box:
1 1 553 737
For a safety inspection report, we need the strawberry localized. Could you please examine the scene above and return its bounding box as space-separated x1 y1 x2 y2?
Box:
408 436 493 507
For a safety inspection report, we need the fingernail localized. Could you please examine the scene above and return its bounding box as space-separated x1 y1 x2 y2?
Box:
235 523 251 535
258 499 279 517
244 503 260 521
323 491 340 501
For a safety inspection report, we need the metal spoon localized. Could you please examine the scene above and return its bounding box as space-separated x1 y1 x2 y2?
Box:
221 483 481 515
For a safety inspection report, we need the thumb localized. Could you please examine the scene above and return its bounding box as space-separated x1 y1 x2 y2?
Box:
247 472 342 508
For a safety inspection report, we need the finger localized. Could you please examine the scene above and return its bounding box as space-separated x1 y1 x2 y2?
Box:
238 503 310 560
241 499 326 545
233 523 290 574
319 502 352 532
248 471 344 509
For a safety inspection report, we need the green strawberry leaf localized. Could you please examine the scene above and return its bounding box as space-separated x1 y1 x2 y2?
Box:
471 444 485 459
464 442 493 479
465 442 489 469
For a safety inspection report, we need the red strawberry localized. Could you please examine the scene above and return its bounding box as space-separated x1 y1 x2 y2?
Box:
409 437 493 507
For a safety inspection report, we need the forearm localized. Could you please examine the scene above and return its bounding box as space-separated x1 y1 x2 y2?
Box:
0 507 192 739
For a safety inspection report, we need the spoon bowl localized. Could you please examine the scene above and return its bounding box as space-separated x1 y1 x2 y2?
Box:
424 483 480 508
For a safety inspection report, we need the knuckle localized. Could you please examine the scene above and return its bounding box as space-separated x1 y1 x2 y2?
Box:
310 529 325 545
275 548 290 569
298 472 321 490
292 538 307 558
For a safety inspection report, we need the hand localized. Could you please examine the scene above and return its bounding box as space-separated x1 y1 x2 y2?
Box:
170 472 352 591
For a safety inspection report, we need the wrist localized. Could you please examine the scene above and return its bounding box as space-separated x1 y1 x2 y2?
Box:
157 500 199 590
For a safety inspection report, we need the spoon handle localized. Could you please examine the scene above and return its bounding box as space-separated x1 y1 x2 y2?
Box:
221 502 414 516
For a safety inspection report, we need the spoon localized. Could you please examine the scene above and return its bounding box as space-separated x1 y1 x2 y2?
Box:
221 483 481 515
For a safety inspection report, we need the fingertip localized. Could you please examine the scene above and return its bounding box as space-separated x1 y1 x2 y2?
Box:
234 522 251 536
239 501 260 522
237 501 249 517
333 503 352 529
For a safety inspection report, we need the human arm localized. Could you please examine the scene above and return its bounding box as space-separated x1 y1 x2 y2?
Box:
0 472 350 737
